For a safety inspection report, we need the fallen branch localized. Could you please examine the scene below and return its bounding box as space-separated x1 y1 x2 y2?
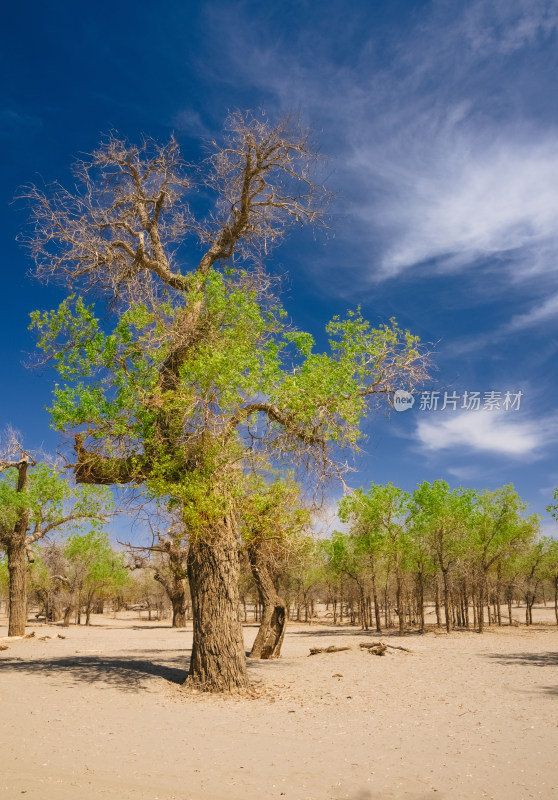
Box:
308 645 352 656
0 631 35 642
359 640 412 654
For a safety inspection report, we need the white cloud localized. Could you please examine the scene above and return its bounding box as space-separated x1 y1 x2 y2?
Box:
415 409 557 457
203 0 558 287
359 132 558 278
505 292 558 331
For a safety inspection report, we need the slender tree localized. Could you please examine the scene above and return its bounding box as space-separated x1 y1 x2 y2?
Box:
468 485 538 632
63 530 130 625
411 481 474 633
0 436 112 636
340 483 411 635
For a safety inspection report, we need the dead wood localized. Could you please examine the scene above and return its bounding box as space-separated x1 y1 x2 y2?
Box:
0 631 35 642
359 641 412 654
308 645 351 656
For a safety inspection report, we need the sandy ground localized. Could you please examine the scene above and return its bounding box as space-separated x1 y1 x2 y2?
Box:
0 606 556 800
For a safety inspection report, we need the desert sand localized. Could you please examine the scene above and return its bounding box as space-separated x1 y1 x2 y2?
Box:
0 607 556 800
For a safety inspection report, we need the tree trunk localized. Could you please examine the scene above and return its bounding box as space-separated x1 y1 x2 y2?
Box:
372 575 382 633
172 595 187 627
441 569 452 633
416 572 425 633
248 540 287 659
396 572 405 636
434 578 441 628
554 577 558 626
186 517 247 692
7 538 27 637
167 577 187 628
478 577 485 633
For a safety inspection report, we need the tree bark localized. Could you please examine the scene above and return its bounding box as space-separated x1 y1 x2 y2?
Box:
171 587 187 628
186 517 247 691
247 540 287 659
7 538 27 637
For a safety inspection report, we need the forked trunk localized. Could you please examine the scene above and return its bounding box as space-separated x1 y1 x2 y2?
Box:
186 517 247 692
7 538 27 637
248 540 287 659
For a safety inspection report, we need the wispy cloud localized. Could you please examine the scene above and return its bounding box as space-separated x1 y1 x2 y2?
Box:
359 129 558 279
204 0 558 286
415 409 558 458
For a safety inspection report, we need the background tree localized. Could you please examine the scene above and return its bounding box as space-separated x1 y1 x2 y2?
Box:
63 530 130 625
467 485 538 632
122 514 189 627
25 115 428 690
339 483 412 635
411 481 474 633
0 436 112 636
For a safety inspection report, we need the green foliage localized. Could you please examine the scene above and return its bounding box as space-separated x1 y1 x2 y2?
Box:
31 267 426 522
239 472 310 546
0 462 112 548
64 530 130 598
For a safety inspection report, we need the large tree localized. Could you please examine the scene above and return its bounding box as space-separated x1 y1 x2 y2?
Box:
0 437 111 636
25 114 429 691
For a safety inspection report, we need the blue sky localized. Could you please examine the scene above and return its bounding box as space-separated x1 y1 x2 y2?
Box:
2 0 558 538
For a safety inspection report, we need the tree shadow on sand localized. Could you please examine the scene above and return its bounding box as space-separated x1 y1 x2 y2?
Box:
0 647 293 691
483 651 558 668
482 652 558 696
288 628 423 638
0 649 188 692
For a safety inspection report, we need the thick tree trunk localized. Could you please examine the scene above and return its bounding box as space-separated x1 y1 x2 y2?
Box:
186 517 247 692
7 538 27 637
247 540 287 659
